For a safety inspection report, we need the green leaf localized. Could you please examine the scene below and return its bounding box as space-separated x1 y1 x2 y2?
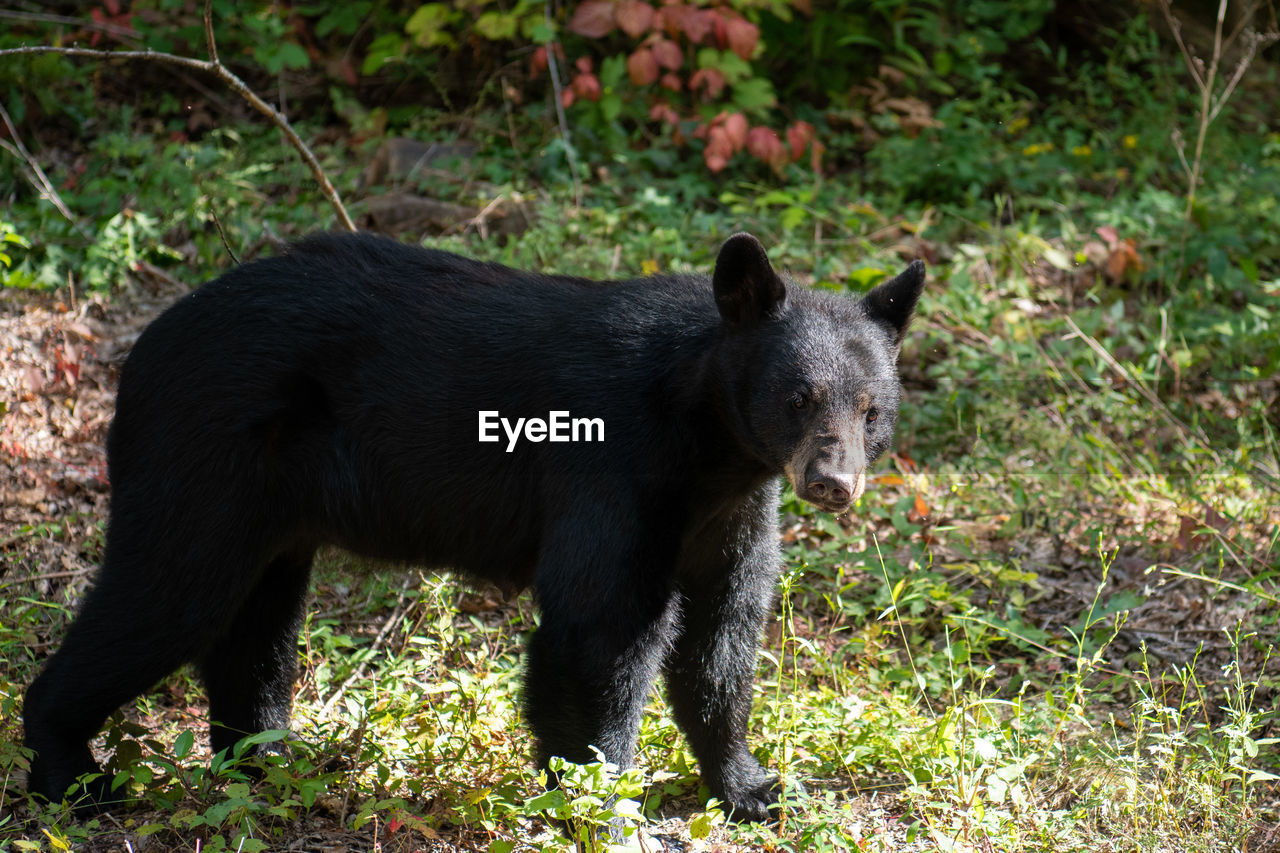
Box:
174 729 195 759
526 789 567 813
731 77 776 113
600 54 626 90
781 206 808 230
696 49 751 84
362 32 406 74
600 93 623 123
406 4 458 48
278 42 310 70
689 810 717 839
475 11 518 41
1042 246 1072 270
526 19 555 42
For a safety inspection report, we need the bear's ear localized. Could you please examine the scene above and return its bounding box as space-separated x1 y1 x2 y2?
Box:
861 259 926 346
713 232 787 326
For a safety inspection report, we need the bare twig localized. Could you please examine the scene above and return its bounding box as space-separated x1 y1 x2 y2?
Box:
1061 315 1220 465
466 194 508 240
1156 0 1279 286
1158 0 1280 217
0 43 357 232
319 577 415 715
0 102 89 237
203 0 218 64
0 567 93 589
543 0 582 208
0 9 140 44
208 203 239 264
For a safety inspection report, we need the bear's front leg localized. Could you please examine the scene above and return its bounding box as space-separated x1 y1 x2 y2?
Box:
523 516 680 780
665 489 788 822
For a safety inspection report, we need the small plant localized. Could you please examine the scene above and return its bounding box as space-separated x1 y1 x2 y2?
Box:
526 754 647 851
0 220 34 287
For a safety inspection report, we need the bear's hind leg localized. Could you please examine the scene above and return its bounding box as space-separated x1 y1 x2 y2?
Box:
23 553 241 807
200 547 315 759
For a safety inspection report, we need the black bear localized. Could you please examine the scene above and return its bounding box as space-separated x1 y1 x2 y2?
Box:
24 232 925 821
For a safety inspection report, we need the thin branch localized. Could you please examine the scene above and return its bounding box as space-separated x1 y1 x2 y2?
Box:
0 9 140 44
543 0 582 208
0 44 356 232
203 0 219 64
208 203 239 264
0 102 89 237
1062 315 1220 465
1159 2 1206 89
1221 0 1260 52
1208 29 1280 124
1169 127 1194 183
319 577 415 715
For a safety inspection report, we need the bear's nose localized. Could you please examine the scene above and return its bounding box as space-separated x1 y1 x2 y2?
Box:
806 474 853 505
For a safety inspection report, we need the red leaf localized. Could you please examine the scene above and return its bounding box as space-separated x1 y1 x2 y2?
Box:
569 1 616 38
575 56 594 74
572 72 602 101
1105 238 1142 281
659 4 685 38
651 37 683 70
1095 224 1119 247
626 48 659 86
709 9 729 48
530 46 548 77
689 67 725 99
680 8 714 44
616 0 655 38
786 120 815 161
723 112 748 152
746 126 784 166
725 17 759 61
660 72 682 91
704 126 734 172
649 102 680 124
913 493 930 520
561 89 576 108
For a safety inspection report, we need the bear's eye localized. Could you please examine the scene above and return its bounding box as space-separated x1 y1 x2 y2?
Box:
790 392 808 410
866 407 879 424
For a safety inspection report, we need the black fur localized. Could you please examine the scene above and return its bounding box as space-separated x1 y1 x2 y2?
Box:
23 232 925 821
